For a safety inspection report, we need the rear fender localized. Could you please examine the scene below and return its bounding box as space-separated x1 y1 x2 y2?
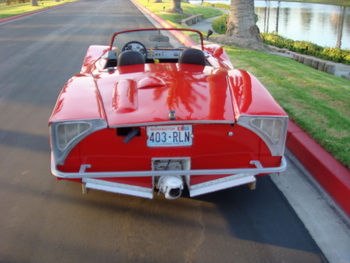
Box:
204 44 234 69
49 75 106 123
228 69 288 156
80 45 110 74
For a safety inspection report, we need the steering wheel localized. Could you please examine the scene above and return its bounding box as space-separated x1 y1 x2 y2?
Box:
121 41 147 60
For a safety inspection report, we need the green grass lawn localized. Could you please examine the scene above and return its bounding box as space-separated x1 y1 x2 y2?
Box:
0 0 79 19
137 0 223 25
137 0 350 169
225 48 350 168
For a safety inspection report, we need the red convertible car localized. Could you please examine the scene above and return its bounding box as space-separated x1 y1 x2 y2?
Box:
49 28 288 199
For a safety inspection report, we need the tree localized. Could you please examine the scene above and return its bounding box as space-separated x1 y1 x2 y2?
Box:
226 0 262 42
170 0 183 14
31 0 38 6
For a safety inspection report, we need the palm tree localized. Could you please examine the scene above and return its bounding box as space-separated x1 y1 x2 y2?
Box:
226 0 262 42
170 0 183 14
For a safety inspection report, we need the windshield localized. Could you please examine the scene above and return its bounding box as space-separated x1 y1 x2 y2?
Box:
109 28 204 52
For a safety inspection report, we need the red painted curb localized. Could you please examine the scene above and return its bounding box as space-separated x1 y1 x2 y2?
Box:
134 0 350 217
134 0 350 218
287 121 350 217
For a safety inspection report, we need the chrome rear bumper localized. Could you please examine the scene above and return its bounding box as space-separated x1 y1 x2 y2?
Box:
51 153 286 198
51 153 287 180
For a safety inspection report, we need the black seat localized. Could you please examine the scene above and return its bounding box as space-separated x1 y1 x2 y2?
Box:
178 48 206 66
118 50 145 67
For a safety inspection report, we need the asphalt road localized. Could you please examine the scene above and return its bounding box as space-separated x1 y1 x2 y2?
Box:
0 0 327 262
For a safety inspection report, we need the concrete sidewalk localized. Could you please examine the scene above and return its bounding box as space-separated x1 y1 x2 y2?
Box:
190 16 217 33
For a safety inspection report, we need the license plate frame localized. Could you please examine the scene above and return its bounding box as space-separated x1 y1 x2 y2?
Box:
147 125 193 147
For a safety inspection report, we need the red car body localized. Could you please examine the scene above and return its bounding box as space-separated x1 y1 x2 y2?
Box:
49 28 288 199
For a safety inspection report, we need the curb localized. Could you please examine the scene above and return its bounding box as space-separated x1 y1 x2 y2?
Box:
267 45 350 78
287 121 350 217
133 1 350 217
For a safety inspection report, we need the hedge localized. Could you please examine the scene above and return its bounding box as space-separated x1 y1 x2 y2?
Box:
211 13 350 64
262 32 350 64
212 14 228 34
202 2 230 10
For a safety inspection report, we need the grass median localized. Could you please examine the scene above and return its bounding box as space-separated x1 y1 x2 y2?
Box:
226 48 350 169
136 0 350 169
0 0 79 19
136 0 223 25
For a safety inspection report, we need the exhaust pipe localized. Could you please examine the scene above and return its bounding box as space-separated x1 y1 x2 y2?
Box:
157 175 183 199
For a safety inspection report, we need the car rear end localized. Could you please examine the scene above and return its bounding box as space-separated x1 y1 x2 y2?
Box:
49 42 288 199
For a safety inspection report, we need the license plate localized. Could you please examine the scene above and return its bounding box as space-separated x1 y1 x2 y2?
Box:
147 125 192 147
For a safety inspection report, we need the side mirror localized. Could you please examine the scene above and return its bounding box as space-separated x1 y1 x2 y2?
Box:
206 30 213 40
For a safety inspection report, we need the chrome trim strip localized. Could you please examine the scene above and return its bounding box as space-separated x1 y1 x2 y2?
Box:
189 174 256 197
51 154 287 179
110 120 234 128
83 178 153 199
238 114 288 119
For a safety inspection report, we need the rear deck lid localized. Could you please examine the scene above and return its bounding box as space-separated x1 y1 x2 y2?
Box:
97 64 235 127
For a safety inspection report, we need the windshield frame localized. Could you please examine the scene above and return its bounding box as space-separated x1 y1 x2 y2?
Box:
109 28 205 51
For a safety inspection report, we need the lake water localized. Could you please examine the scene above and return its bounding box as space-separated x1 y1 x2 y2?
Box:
191 1 350 49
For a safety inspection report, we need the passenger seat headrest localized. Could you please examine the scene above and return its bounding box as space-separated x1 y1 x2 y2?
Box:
178 48 206 66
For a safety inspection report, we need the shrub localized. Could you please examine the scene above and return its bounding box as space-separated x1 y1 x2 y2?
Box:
202 2 230 10
209 6 350 64
321 47 347 63
344 51 350 64
293 41 323 55
212 14 228 35
261 32 350 64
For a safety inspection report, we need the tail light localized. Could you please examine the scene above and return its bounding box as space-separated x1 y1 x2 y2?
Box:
50 119 107 165
237 115 288 156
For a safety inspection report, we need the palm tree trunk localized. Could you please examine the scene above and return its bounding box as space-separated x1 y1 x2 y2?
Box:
170 0 183 14
226 0 262 42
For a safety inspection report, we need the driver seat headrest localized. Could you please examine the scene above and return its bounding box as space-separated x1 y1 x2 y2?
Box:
118 50 145 67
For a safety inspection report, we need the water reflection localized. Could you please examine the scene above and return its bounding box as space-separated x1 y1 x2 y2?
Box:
191 0 350 49
255 1 349 49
